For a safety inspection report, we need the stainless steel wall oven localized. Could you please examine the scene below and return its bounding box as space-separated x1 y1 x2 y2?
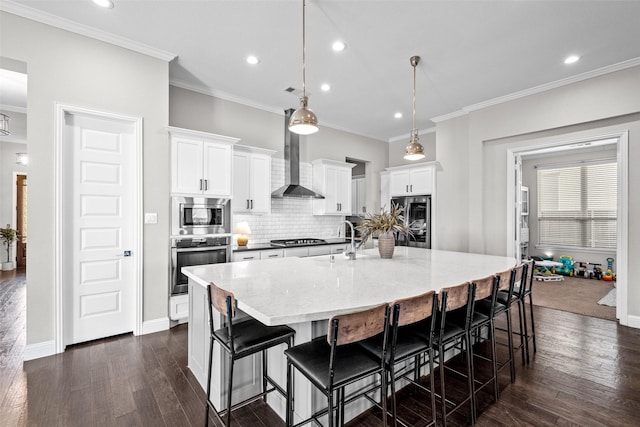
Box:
170 236 230 296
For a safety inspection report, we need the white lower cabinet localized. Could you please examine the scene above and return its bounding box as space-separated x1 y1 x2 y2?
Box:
232 244 348 262
232 249 284 262
169 294 189 321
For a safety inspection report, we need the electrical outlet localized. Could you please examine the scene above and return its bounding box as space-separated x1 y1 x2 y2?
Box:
144 213 158 224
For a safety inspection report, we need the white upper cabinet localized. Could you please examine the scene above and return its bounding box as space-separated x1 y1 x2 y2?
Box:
232 145 276 214
388 163 436 197
351 176 366 216
169 127 238 197
312 159 355 215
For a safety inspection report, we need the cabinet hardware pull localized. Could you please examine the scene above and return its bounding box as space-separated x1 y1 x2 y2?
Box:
250 200 253 209
204 180 208 191
246 200 250 209
200 179 203 191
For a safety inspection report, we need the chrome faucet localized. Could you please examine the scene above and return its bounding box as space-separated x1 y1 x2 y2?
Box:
338 220 360 260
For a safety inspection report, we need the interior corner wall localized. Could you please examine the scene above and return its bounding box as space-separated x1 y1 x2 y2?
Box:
170 85 389 213
1 12 170 346
434 115 471 252
436 65 640 321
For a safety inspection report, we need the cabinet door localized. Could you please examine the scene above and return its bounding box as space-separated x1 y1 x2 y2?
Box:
354 178 366 215
232 152 251 212
410 167 433 195
335 167 352 215
323 166 340 214
389 170 411 196
202 141 232 197
248 154 271 213
172 137 205 194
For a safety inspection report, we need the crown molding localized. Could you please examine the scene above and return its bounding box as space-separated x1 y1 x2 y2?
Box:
0 1 176 62
0 104 27 114
432 57 640 123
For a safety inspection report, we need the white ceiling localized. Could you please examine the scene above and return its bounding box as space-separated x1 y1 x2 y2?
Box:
3 0 640 142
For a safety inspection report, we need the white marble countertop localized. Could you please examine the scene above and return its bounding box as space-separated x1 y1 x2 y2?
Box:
182 247 516 326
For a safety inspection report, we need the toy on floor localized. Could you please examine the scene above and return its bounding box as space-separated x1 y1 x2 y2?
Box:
603 257 616 282
556 256 574 276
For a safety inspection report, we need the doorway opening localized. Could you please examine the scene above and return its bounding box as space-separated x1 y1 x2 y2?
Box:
507 131 628 324
15 174 27 268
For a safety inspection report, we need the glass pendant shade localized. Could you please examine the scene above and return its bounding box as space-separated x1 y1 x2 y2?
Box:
404 132 425 160
289 96 319 135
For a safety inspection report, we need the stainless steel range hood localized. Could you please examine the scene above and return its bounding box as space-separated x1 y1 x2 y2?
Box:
271 109 324 199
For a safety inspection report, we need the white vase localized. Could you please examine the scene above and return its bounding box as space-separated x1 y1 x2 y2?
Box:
2 261 15 271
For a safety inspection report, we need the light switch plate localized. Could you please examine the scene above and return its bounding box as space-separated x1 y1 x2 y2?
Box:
144 213 158 224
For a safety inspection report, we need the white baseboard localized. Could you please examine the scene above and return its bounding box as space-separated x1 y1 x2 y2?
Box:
141 317 170 335
626 314 640 329
23 340 57 361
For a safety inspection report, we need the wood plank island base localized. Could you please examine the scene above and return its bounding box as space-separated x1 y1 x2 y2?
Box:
182 247 516 425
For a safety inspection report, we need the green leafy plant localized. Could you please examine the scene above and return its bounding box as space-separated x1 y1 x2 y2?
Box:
1 226 17 263
356 202 411 243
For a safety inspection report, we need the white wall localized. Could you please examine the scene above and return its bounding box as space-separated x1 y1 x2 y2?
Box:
169 86 389 214
0 12 170 345
436 65 640 321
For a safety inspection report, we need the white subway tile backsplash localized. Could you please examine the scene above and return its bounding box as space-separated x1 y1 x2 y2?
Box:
233 159 345 243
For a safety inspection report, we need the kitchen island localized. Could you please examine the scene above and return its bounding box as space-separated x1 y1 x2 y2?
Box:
183 247 516 424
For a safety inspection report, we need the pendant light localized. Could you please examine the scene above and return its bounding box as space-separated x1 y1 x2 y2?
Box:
404 56 425 160
289 0 319 135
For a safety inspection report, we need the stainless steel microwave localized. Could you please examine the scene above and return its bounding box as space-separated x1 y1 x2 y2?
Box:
171 197 230 236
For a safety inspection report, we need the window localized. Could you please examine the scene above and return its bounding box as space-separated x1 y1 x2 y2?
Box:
537 160 617 250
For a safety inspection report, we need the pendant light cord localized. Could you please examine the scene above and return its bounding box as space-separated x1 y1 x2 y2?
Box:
412 60 416 136
302 0 307 99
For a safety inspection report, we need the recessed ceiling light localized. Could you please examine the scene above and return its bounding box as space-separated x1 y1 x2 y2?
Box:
564 55 580 64
246 55 260 65
332 41 346 52
394 112 403 119
321 83 331 92
92 0 114 8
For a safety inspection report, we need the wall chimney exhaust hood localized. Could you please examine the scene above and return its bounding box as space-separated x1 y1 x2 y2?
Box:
271 109 324 199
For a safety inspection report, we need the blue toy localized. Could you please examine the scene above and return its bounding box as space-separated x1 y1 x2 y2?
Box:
556 256 574 276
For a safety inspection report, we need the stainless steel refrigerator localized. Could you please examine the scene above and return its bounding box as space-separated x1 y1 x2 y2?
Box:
391 195 431 248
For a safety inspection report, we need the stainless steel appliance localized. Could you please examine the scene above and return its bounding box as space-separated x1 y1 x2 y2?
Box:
171 196 229 236
392 195 431 248
270 238 328 247
170 236 231 296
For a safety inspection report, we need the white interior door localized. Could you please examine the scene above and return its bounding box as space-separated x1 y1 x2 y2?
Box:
63 112 136 346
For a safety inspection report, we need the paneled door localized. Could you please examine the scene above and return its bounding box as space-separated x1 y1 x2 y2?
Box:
63 112 137 346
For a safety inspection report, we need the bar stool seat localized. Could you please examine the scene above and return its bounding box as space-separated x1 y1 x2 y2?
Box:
206 282 295 427
285 303 390 427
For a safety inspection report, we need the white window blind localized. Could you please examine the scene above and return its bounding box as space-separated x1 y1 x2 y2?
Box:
537 161 617 250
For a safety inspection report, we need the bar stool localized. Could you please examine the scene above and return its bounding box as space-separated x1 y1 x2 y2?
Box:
467 275 500 410
433 282 475 426
513 259 536 364
205 282 295 427
284 303 390 427
359 291 438 427
491 266 522 382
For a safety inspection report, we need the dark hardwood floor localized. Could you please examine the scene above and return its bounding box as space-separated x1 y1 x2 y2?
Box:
2 269 639 426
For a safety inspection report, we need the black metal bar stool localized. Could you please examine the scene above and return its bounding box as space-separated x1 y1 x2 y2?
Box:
433 282 476 426
359 290 438 427
284 303 390 427
205 282 295 426
467 274 500 411
512 259 536 364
